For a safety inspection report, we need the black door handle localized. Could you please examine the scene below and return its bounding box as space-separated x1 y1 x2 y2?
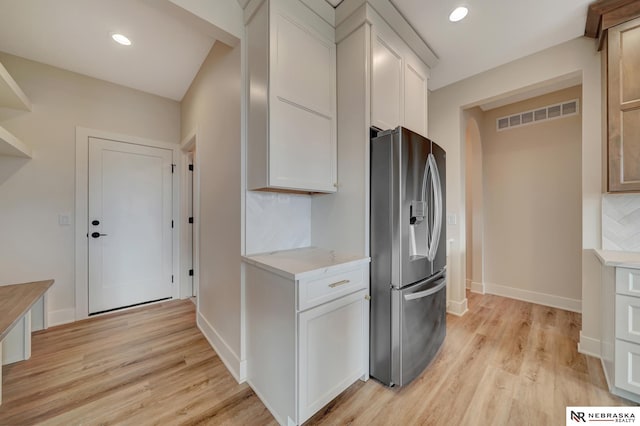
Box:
92 220 100 226
91 232 108 238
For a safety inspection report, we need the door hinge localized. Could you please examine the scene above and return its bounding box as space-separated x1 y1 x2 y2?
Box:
189 269 194 276
171 220 174 229
171 275 174 283
188 217 194 224
171 164 176 173
188 164 194 171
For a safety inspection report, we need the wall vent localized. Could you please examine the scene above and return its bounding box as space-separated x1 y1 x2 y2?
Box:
496 99 579 131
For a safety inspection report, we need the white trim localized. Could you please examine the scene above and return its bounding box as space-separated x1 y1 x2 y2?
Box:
484 282 582 313
470 281 485 294
447 298 468 316
240 18 248 366
48 308 76 327
75 127 180 321
578 332 601 358
180 129 200 300
197 311 246 383
612 386 640 404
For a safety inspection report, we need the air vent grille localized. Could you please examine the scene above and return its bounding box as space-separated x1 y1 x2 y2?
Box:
496 99 579 131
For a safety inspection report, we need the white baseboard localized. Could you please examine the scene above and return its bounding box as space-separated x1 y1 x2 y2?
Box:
470 281 485 294
465 279 471 289
197 311 246 383
484 282 581 313
447 298 468 316
578 332 601 358
48 308 76 327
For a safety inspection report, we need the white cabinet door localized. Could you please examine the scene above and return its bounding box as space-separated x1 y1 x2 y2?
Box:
615 339 640 395
269 1 337 192
298 289 368 424
371 29 403 131
616 294 640 344
403 54 429 136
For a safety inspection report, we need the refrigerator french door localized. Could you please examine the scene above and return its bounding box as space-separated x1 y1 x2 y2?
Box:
370 126 447 387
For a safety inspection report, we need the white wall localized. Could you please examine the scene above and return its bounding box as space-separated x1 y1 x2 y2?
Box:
0 52 180 324
482 86 582 308
428 37 602 347
180 42 243 380
167 0 243 42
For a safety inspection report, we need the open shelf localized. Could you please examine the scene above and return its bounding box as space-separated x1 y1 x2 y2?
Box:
0 62 31 111
0 61 32 158
0 125 32 158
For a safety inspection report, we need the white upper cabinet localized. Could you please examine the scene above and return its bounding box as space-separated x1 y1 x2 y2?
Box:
247 0 337 193
370 18 429 136
403 53 429 136
371 31 403 131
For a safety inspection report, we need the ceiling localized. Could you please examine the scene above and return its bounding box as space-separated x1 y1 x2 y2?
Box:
388 0 592 90
0 0 216 101
0 0 592 100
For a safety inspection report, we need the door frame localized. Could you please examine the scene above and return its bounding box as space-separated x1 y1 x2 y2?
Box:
75 127 182 321
180 128 200 301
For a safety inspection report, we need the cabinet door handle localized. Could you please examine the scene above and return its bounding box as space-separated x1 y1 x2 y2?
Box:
328 279 350 288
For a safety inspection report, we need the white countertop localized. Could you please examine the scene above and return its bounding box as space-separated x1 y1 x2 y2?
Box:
593 249 640 269
242 247 370 280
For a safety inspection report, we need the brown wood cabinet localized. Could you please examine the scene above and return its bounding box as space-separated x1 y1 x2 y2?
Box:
608 16 640 192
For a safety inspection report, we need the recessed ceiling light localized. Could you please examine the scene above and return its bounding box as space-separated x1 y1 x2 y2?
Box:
111 33 132 46
449 6 468 22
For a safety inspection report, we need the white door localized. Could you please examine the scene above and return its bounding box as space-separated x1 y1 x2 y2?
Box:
88 137 173 314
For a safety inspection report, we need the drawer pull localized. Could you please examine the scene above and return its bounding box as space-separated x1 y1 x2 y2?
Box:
328 279 350 288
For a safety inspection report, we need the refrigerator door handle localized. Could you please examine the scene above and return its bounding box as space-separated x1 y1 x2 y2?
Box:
403 278 447 301
427 154 443 261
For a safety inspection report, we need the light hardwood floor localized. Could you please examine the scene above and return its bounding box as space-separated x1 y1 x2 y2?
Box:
0 292 634 425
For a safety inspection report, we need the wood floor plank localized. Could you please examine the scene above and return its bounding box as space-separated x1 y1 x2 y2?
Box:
1 294 637 426
459 366 518 426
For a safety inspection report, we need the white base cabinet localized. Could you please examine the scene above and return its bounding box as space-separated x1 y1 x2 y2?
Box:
298 290 368 421
244 249 369 425
601 266 640 402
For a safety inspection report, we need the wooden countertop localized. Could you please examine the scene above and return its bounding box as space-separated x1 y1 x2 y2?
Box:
0 280 53 341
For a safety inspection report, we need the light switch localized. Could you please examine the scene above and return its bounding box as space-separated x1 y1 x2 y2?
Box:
58 214 71 226
447 214 457 225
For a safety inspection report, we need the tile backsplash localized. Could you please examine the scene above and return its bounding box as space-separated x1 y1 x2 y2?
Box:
602 193 640 252
245 191 311 255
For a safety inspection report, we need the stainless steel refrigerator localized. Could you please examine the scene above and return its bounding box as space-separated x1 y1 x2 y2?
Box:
370 126 447 387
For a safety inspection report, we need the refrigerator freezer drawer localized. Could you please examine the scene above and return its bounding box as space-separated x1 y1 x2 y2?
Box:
391 276 446 387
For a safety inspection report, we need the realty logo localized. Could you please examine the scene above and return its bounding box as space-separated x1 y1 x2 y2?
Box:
571 411 586 422
567 406 639 424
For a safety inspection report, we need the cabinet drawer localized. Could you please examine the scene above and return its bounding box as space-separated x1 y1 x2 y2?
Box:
616 294 640 344
617 268 640 297
615 339 640 395
298 266 366 311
